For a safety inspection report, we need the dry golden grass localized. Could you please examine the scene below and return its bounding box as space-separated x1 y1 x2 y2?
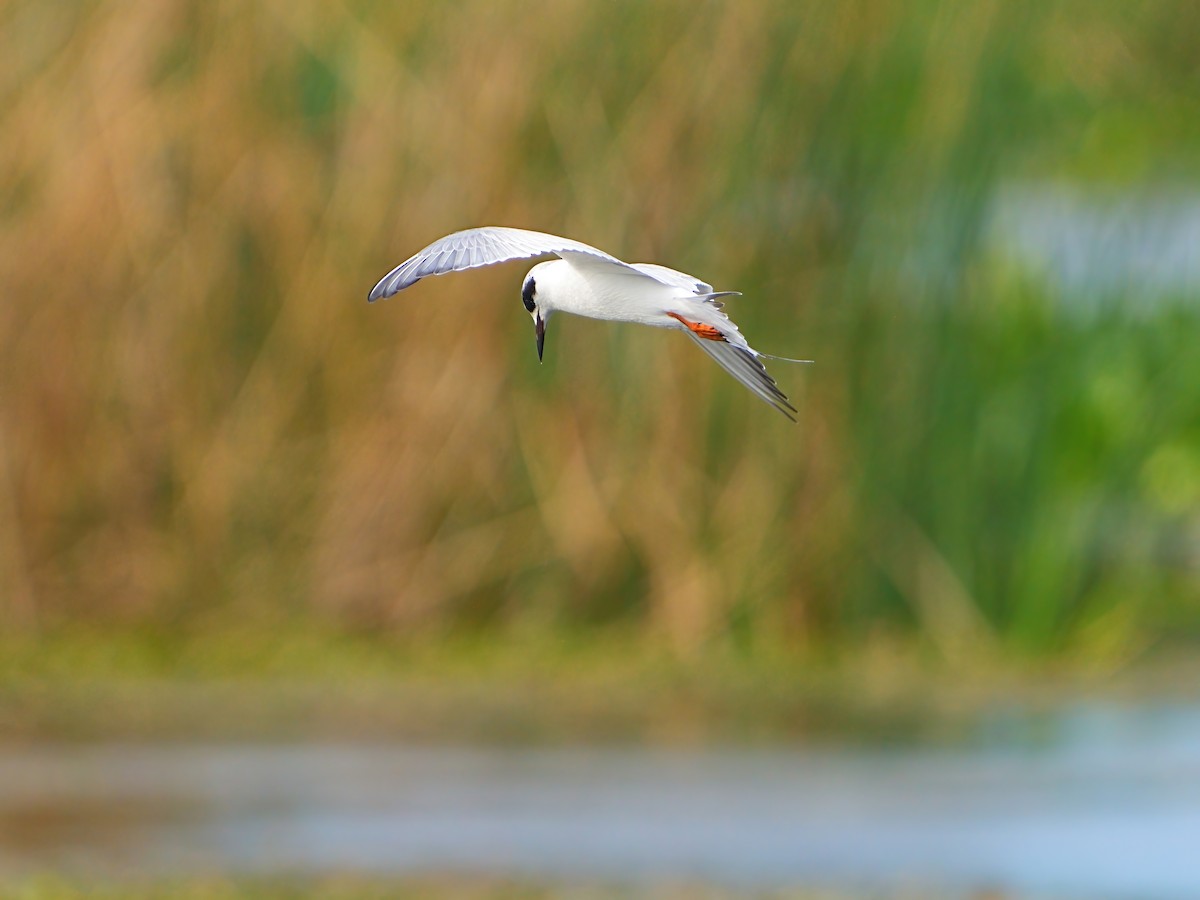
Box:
0 2 847 651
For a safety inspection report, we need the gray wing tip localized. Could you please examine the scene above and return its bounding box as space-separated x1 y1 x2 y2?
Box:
764 379 799 421
367 269 417 302
688 333 799 421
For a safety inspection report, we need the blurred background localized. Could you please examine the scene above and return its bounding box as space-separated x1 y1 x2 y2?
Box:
1 0 1199 897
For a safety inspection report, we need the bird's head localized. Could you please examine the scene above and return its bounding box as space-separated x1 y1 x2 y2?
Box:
522 267 553 362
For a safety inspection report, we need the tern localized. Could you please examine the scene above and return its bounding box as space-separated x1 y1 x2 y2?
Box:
368 226 807 419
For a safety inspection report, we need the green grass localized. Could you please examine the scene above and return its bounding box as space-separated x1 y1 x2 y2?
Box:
6 621 1197 749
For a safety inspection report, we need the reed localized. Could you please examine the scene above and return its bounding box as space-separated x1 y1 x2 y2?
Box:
0 0 1195 667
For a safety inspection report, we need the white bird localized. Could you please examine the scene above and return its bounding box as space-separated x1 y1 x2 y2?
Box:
368 226 807 419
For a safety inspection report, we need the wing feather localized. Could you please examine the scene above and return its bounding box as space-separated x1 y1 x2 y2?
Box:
630 263 714 295
368 226 629 301
685 334 797 421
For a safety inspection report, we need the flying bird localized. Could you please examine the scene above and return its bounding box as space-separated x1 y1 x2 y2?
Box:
368 226 807 419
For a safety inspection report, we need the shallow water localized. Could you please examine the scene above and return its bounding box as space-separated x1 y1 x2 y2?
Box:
2 703 1199 897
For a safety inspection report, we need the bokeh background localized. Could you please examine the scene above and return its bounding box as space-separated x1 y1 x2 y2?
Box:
4 0 1198 664
2 0 1199 896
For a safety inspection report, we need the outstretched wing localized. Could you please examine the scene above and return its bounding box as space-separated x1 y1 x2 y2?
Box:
368 226 629 301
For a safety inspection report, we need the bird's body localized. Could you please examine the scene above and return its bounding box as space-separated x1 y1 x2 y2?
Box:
523 259 717 328
526 260 655 324
368 226 806 419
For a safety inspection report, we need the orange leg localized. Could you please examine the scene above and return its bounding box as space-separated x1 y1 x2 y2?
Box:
667 311 725 342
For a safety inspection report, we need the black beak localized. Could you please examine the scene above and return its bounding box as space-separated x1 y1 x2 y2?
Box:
535 315 545 362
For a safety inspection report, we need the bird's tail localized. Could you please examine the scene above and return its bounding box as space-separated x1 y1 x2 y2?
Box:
695 291 741 309
759 352 814 364
690 293 812 363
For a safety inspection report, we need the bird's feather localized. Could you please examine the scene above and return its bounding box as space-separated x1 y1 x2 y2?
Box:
629 263 713 295
683 333 797 421
370 227 639 301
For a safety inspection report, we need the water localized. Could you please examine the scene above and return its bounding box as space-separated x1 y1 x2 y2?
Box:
987 185 1200 307
2 704 1199 897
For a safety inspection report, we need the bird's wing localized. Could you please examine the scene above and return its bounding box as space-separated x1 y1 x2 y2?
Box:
563 259 797 418
630 263 714 295
683 331 798 421
368 226 636 301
